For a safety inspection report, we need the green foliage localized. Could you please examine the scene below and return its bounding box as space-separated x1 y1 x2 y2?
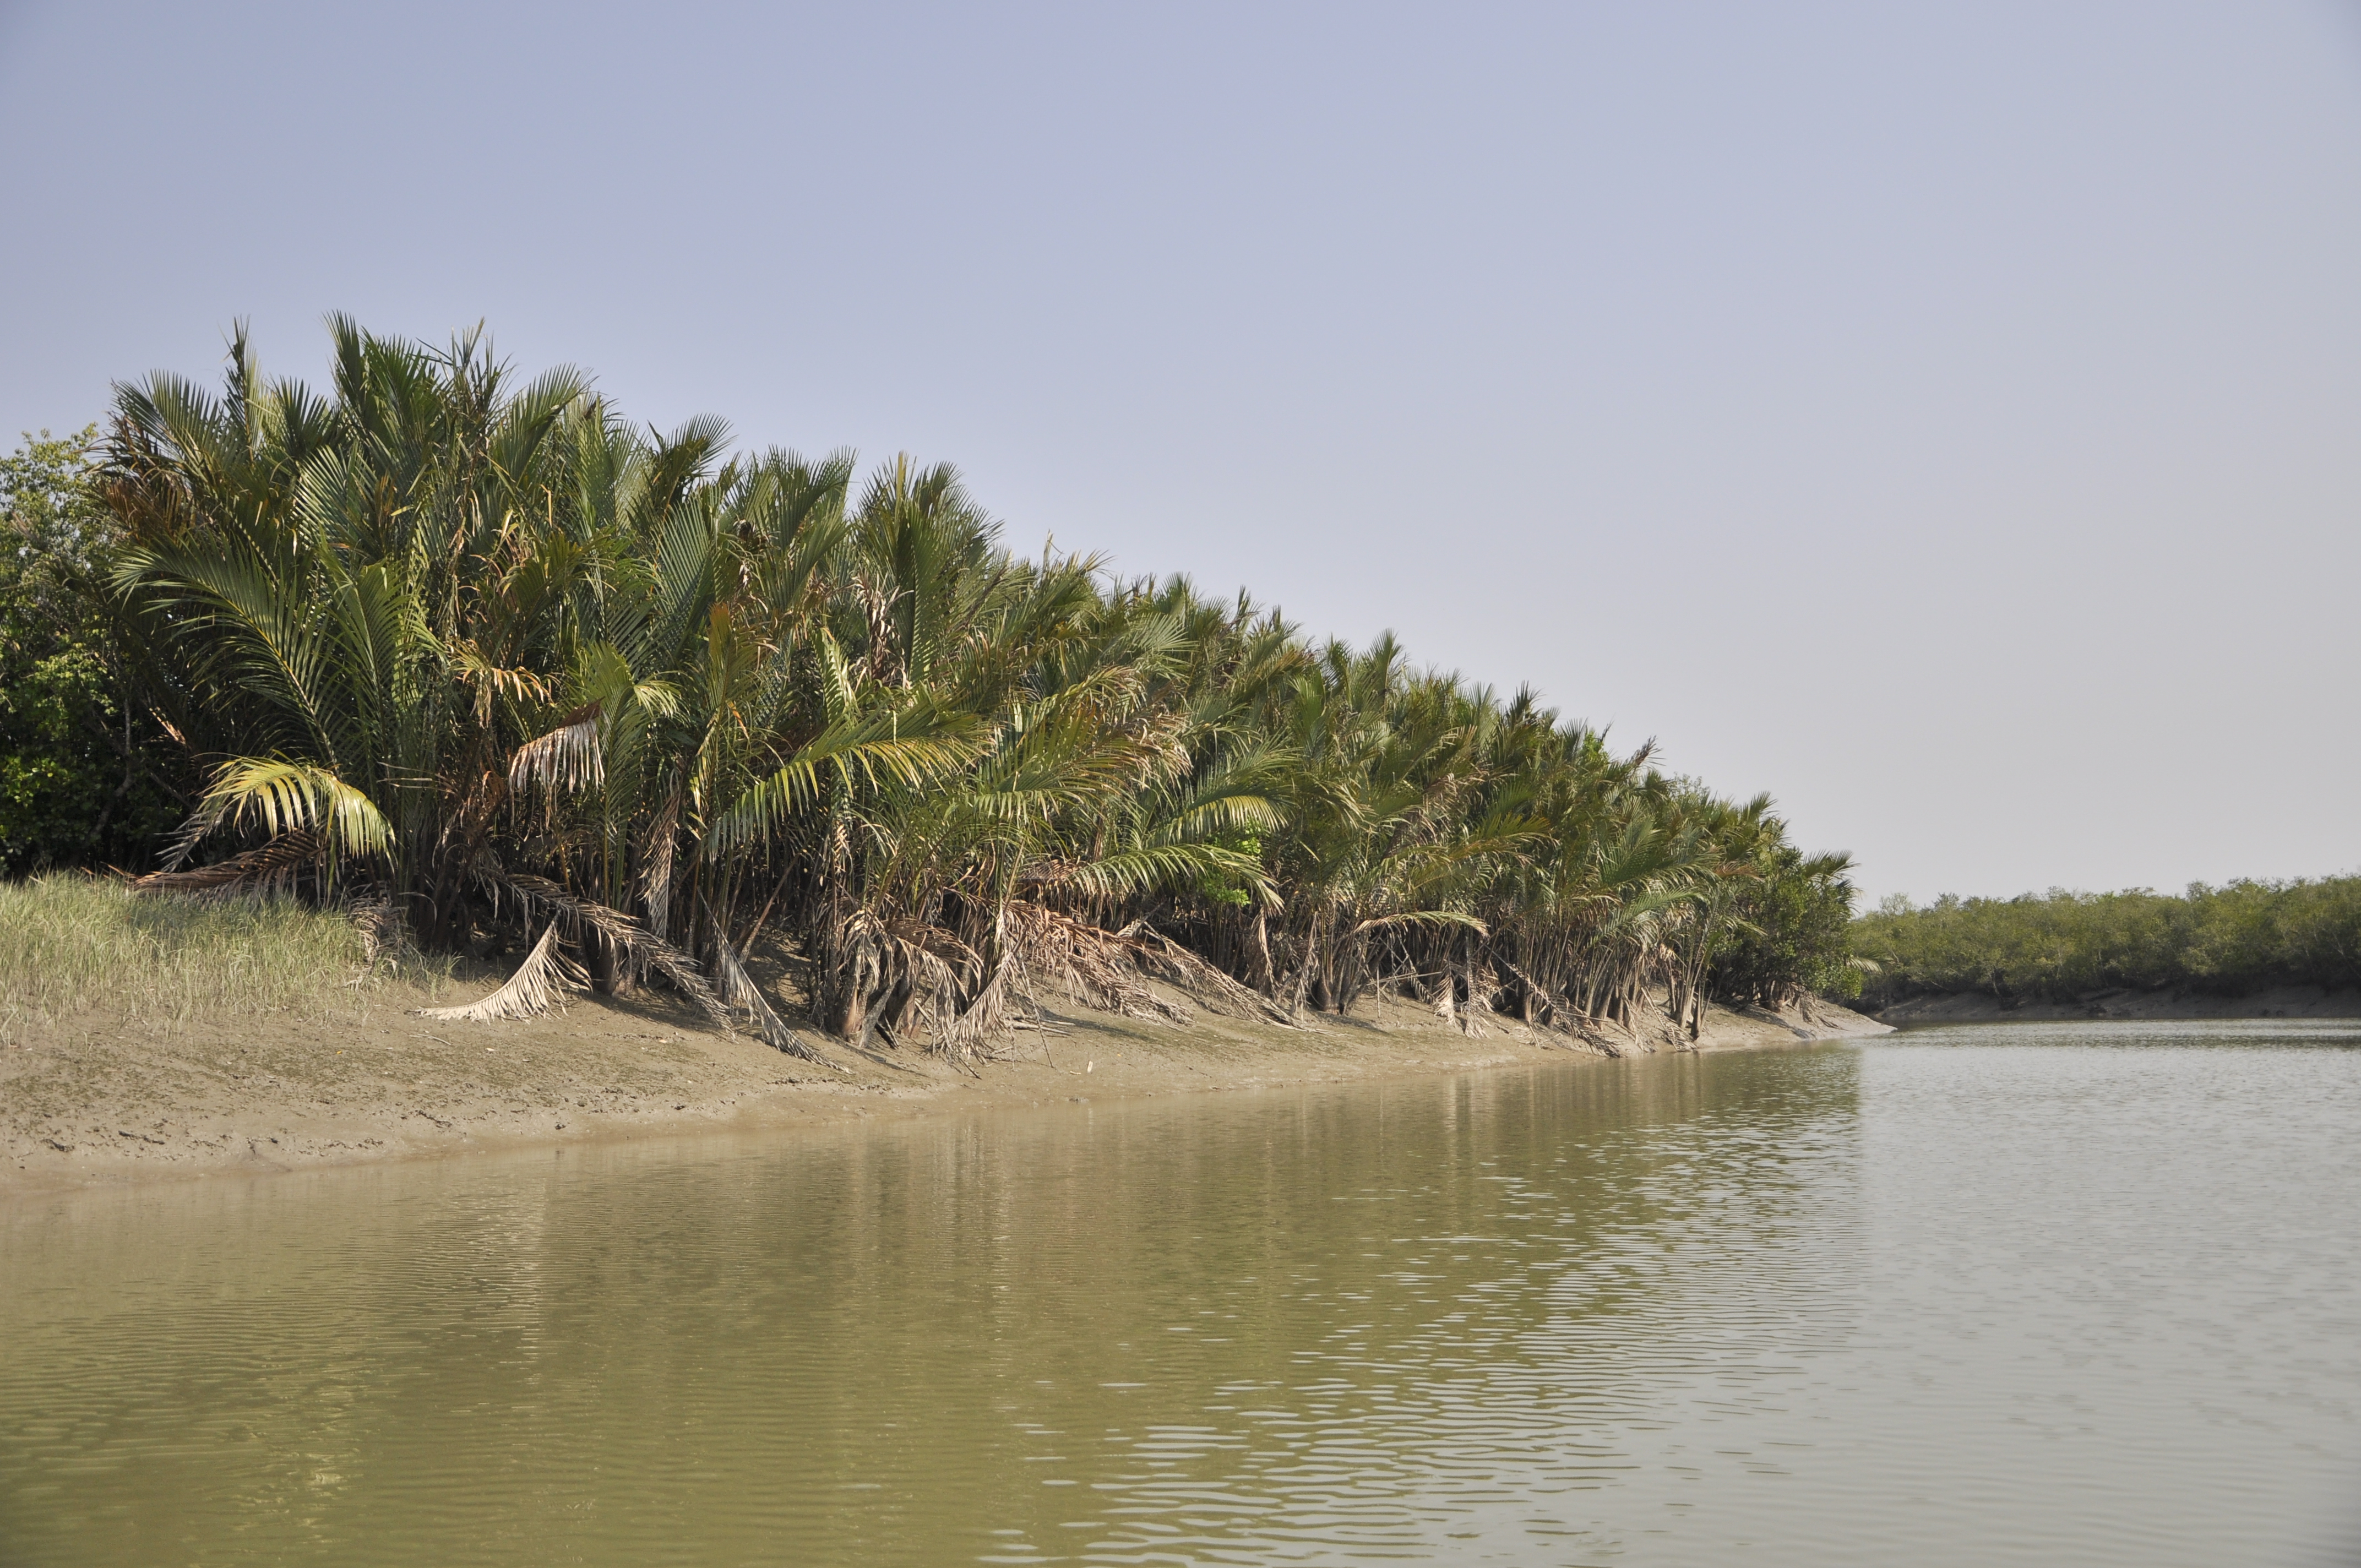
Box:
1195 831 1261 907
0 428 182 873
10 320 1859 1049
1851 879 2361 1004
1710 841 1863 1005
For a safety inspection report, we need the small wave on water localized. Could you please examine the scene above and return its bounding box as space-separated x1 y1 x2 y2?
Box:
2 1030 2355 1566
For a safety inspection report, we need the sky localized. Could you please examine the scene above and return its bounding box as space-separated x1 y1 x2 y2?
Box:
3 1 2357 905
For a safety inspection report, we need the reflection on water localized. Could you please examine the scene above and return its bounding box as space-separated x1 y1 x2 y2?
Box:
2 1023 2357 1566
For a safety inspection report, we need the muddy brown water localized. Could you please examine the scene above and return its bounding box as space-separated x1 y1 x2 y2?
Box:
3 1021 2357 1566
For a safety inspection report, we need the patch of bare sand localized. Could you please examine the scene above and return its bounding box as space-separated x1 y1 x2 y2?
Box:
0 981 1887 1193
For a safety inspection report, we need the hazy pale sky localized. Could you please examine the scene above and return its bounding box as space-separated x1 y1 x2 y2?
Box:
4 1 2357 903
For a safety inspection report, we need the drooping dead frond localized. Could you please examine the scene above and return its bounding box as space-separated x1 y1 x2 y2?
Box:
712 934 834 1066
419 924 586 1022
933 956 1011 1062
1484 955 1619 1053
1000 905 1304 1030
508 705 604 796
1454 962 1501 1037
851 574 907 686
848 903 1307 1062
1114 921 1302 1027
1003 902 1189 1025
831 908 982 1057
492 869 730 1025
638 790 681 938
131 831 322 897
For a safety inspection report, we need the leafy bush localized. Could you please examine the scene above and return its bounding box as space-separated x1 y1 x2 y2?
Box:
0 428 184 873
1851 879 2361 1004
1711 845 1863 1006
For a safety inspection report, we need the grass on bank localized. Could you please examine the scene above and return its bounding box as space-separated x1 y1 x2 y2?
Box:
0 875 455 1041
1851 877 2361 1006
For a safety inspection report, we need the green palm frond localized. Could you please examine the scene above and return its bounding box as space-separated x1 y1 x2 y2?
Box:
88 318 1859 1043
710 716 982 851
170 757 393 868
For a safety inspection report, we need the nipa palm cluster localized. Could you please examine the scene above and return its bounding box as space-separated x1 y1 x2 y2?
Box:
95 323 1857 1060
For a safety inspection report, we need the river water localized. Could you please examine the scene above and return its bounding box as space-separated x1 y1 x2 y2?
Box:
2 1021 2357 1566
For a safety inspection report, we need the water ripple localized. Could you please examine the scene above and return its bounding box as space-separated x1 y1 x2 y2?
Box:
2 1026 2357 1565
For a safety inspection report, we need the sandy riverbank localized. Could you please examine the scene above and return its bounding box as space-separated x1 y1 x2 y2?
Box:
1 983 1889 1193
1871 986 2361 1025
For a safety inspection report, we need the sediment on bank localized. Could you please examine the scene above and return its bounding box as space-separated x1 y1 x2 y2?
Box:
1870 986 2361 1025
0 981 1888 1193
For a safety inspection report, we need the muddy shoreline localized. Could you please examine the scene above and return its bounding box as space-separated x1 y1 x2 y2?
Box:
1870 984 2361 1026
1 989 1889 1195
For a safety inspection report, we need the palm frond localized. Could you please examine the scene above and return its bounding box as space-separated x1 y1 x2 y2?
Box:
711 934 834 1066
132 830 323 896
167 759 391 870
509 705 605 795
497 872 727 1022
419 925 586 1022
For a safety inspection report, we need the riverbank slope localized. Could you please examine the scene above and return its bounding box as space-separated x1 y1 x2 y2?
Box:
1 984 1887 1193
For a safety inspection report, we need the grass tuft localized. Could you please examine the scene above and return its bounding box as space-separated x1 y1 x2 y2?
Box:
0 875 454 1041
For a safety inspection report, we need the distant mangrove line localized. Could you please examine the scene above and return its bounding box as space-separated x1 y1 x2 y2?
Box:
0 321 1857 1054
1851 879 2361 1006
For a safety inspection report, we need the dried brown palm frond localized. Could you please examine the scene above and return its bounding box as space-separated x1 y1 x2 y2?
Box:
508 705 604 796
1113 921 1302 1027
1003 902 1189 1025
130 831 322 897
852 574 907 687
711 934 834 1065
925 954 1038 1067
419 924 586 1022
879 904 1309 1060
1449 960 1501 1037
349 894 407 962
1020 903 1315 1028
831 908 982 1055
933 957 1013 1063
493 871 730 1025
1491 954 1620 1055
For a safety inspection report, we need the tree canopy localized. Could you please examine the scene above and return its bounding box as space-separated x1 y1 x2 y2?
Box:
1852 880 2361 1005
11 321 1860 1054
